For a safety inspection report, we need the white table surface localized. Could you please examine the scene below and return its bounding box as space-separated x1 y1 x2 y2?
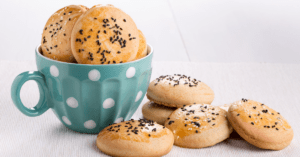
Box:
1 0 300 63
1 60 299 156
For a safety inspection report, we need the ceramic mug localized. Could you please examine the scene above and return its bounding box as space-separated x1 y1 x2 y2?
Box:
11 45 153 133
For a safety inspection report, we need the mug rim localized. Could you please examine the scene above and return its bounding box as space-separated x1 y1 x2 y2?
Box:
36 44 153 66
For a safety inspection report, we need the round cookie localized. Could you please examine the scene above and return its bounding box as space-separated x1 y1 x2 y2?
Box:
147 74 215 108
134 30 147 60
165 104 232 148
41 5 88 62
71 4 139 64
142 101 176 125
96 119 174 157
227 99 294 150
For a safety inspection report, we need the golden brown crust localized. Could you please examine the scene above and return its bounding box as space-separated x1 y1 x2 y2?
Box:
96 119 174 156
134 30 147 60
142 101 176 125
165 104 232 148
227 99 294 150
146 74 214 108
71 5 139 64
41 5 88 62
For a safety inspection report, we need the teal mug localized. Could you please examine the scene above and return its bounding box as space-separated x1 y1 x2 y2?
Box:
11 45 153 133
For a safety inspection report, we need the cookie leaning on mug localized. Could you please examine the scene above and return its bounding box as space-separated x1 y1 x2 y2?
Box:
165 104 232 148
147 74 215 108
41 5 88 62
227 99 294 150
142 101 176 125
96 119 174 157
71 4 139 64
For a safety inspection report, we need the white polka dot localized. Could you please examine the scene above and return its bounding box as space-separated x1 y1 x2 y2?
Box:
114 117 123 123
62 116 71 125
66 97 78 108
103 98 115 109
126 67 136 78
135 91 143 102
84 120 96 129
50 65 59 77
88 69 101 81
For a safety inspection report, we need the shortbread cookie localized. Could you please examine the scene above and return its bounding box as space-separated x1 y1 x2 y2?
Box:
41 5 88 62
227 99 293 150
96 119 174 157
134 30 147 60
147 74 214 108
71 4 139 64
165 104 232 148
142 101 176 125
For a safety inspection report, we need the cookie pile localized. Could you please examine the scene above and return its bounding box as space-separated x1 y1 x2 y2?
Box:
41 4 147 64
139 74 294 153
143 74 215 125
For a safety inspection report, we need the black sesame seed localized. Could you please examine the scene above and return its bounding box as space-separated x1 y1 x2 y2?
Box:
168 121 174 125
251 122 254 125
237 114 240 116
262 109 268 113
123 19 126 22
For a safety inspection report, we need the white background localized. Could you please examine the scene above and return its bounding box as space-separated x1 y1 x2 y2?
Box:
0 0 300 63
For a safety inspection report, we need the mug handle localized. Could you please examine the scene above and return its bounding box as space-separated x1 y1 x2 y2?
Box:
11 71 49 117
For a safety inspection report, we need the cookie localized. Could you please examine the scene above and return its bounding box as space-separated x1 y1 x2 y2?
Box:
71 4 139 64
134 30 147 60
165 104 232 148
96 119 174 157
227 99 294 150
142 101 176 125
41 5 88 62
147 74 215 108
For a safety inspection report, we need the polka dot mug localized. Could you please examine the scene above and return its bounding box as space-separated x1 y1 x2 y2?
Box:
11 45 153 133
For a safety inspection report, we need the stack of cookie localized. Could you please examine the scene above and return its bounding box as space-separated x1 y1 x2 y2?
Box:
143 74 215 125
41 4 148 64
141 74 294 150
